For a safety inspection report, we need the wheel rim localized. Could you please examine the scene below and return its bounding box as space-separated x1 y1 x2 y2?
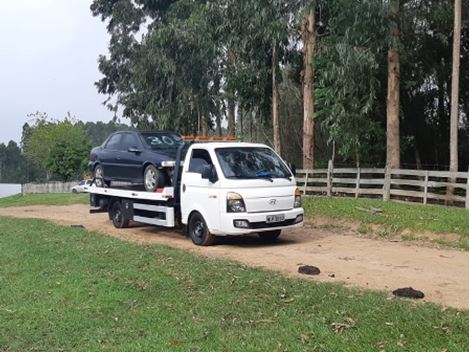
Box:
145 168 157 190
113 207 122 225
95 166 104 186
192 219 204 240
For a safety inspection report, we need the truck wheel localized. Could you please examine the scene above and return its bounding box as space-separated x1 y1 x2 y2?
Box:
110 201 129 228
144 165 166 192
94 165 106 187
258 230 281 242
188 212 216 246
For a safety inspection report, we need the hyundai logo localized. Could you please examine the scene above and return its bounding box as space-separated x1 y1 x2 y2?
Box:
268 199 277 206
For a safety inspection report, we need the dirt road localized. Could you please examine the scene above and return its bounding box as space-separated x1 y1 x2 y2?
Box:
0 204 467 309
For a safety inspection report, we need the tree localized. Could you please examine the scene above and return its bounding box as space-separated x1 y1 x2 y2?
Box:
450 0 462 173
24 114 91 181
46 141 90 181
386 0 401 168
302 8 315 169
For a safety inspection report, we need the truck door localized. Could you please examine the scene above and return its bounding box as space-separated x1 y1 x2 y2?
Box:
180 148 220 231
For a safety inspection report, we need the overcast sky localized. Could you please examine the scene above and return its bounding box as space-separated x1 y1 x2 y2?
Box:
0 0 116 144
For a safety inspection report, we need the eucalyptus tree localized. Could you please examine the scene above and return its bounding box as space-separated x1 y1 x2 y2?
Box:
315 0 388 166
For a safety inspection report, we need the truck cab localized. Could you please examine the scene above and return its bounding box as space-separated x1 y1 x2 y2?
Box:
180 142 304 245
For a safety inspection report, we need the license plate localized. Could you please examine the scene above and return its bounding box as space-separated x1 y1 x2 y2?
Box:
266 214 285 223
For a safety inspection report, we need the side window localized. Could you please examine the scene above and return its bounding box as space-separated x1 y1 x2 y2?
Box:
188 149 213 174
121 133 139 151
105 134 121 150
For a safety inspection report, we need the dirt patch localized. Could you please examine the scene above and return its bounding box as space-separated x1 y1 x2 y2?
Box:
0 204 468 309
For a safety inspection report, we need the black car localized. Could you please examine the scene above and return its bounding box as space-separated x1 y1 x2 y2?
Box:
88 131 183 191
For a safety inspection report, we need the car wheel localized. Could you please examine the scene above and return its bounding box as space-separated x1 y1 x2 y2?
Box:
144 165 165 192
110 201 129 229
94 165 106 187
72 189 78 194
258 230 281 242
188 212 216 246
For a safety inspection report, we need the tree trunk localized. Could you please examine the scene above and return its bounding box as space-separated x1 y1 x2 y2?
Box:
201 116 208 136
227 97 235 136
302 9 315 169
272 44 282 154
450 0 461 173
386 0 400 169
216 115 222 137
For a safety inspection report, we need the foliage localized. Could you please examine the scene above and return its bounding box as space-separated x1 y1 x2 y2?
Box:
0 217 467 351
90 0 468 169
23 113 91 181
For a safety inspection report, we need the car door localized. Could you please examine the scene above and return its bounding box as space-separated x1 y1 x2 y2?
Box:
119 133 144 181
100 133 122 178
180 148 220 231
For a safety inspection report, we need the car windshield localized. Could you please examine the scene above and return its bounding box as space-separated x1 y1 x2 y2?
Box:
215 147 291 180
140 132 183 150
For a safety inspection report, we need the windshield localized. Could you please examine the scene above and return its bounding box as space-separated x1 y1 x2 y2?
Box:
140 132 183 150
215 147 292 180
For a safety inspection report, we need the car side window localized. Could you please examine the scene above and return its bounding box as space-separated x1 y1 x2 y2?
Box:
105 134 122 150
188 149 213 174
121 133 139 151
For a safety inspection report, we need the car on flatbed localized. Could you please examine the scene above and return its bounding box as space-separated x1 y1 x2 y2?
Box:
88 131 183 192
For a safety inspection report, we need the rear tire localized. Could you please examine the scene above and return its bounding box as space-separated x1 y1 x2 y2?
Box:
72 189 78 194
188 212 216 246
258 230 281 242
110 201 129 228
94 165 106 187
144 165 166 192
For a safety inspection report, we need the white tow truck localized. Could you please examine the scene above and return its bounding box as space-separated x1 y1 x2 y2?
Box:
85 139 304 246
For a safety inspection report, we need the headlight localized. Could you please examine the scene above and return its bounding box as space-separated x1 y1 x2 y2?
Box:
227 192 246 212
294 188 302 208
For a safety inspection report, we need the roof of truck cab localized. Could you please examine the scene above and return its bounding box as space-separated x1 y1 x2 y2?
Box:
193 142 271 150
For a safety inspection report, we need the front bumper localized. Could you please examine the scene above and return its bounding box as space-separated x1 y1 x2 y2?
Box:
212 207 304 236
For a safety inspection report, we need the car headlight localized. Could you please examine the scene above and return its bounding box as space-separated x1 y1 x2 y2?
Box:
294 188 302 208
227 192 246 212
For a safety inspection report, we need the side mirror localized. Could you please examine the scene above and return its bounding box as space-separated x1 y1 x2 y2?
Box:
288 162 296 176
201 164 218 183
128 147 142 153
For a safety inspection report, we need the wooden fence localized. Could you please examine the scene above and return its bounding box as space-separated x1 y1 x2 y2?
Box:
296 162 469 208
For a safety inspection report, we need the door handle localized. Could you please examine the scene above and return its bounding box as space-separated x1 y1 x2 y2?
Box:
182 184 186 192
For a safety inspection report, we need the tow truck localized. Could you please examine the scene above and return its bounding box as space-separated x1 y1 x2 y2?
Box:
84 137 304 246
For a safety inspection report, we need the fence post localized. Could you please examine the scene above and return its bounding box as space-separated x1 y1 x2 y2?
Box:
383 166 391 201
423 170 429 205
466 176 469 210
327 160 333 197
303 169 309 195
355 167 360 199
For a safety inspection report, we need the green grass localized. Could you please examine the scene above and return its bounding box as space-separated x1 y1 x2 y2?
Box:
303 197 469 236
0 217 468 351
0 192 88 207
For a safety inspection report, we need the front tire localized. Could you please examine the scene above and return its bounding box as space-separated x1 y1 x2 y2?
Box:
110 201 129 228
188 212 216 246
144 165 166 192
258 230 281 242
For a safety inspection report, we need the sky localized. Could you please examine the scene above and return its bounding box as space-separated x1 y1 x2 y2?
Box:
0 0 116 144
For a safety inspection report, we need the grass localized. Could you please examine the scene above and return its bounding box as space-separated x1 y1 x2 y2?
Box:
0 217 468 351
0 192 88 207
303 197 469 249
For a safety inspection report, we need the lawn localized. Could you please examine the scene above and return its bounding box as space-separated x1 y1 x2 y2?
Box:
0 192 88 207
303 197 469 249
0 217 467 351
